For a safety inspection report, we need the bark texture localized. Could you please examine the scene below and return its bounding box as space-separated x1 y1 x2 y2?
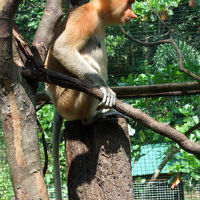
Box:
32 0 63 65
0 1 48 199
65 118 134 200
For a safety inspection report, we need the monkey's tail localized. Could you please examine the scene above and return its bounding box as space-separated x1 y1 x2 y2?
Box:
53 111 63 200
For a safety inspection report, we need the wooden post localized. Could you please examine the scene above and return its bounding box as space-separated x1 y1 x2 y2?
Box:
65 117 134 200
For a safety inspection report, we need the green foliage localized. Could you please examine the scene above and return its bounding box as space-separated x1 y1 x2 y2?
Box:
133 0 182 21
37 105 66 186
153 40 200 72
0 125 14 199
37 104 54 136
15 0 46 43
106 34 126 58
37 104 54 185
168 149 200 186
121 71 154 85
152 41 200 83
0 170 14 199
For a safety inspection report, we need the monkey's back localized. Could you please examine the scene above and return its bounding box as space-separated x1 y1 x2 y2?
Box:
44 1 108 122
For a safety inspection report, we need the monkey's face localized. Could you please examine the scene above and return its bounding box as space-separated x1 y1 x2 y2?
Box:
108 0 138 25
123 1 138 23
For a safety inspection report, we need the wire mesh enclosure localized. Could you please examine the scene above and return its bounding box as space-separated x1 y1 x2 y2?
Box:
134 179 184 200
107 3 200 85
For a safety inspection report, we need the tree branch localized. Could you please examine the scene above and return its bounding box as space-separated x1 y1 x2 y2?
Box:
120 26 171 47
185 122 200 137
113 82 200 98
146 0 171 31
35 81 200 105
169 36 200 81
22 67 200 160
150 146 179 181
32 0 63 65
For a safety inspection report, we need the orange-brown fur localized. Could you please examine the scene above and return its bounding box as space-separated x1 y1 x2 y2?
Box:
45 51 97 121
45 0 137 123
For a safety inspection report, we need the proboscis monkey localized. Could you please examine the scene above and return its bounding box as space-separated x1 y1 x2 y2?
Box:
45 0 137 199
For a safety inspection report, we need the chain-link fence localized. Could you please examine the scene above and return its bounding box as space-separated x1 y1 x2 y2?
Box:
134 179 184 200
134 180 200 200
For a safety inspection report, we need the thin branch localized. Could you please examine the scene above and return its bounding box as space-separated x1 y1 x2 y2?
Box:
185 122 200 137
13 26 33 62
117 90 200 98
151 146 179 180
113 82 200 98
141 145 179 198
149 0 200 81
35 89 200 104
170 36 200 81
146 0 171 31
120 26 171 46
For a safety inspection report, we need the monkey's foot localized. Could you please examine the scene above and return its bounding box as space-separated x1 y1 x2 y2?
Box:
94 108 129 122
81 109 128 125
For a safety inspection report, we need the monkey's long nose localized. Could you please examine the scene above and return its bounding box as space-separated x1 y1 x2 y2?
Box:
129 9 138 19
125 8 138 22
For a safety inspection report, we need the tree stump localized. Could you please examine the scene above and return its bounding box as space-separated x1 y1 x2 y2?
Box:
64 117 134 200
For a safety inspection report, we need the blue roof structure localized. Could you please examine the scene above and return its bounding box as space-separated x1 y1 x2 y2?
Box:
132 143 170 176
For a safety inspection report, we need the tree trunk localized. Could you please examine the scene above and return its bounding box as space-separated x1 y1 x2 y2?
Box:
65 117 134 200
0 1 49 199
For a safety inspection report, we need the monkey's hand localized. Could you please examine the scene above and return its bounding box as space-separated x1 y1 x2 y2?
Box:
99 86 116 108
